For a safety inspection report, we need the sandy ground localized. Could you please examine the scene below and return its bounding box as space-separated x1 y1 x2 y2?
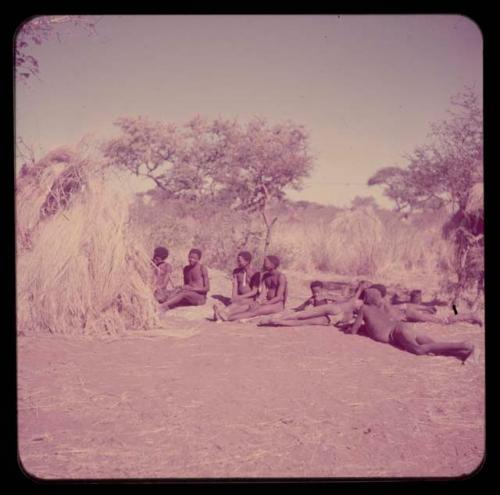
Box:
18 315 484 479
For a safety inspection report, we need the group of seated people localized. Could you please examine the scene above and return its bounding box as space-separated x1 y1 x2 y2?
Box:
151 246 481 363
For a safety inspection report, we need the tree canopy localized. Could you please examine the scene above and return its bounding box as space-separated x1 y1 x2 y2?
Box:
368 88 483 214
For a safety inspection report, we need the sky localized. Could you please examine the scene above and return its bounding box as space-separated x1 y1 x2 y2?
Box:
15 15 483 208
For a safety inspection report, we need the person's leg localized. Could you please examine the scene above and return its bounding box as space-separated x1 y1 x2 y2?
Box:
258 309 306 326
277 303 341 321
180 291 206 306
227 302 284 321
213 301 253 321
161 290 205 310
160 290 189 310
404 307 445 324
258 316 330 327
392 323 474 361
446 312 483 326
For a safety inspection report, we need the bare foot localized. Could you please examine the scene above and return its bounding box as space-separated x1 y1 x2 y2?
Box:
472 314 483 327
462 344 479 365
212 304 219 322
213 304 227 322
257 318 274 326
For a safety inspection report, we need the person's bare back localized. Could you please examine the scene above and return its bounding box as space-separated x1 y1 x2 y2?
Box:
355 304 398 343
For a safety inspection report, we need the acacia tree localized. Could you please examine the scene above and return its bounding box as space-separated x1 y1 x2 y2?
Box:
102 115 313 255
368 88 483 304
368 88 483 214
219 118 313 254
101 116 182 193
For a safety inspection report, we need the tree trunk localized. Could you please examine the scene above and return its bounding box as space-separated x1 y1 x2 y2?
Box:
261 209 278 257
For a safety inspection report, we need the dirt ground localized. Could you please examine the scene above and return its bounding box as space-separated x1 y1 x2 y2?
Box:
18 299 484 480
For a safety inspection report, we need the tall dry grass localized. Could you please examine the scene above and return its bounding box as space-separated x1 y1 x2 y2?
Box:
16 147 161 336
269 206 455 285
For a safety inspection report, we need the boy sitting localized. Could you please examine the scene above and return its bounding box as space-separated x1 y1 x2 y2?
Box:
159 248 209 311
214 255 286 322
152 246 173 303
213 251 261 321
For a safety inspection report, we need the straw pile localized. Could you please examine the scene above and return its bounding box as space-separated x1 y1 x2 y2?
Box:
465 182 483 219
16 147 161 336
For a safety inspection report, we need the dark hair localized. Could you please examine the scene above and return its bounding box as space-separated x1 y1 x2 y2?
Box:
369 284 387 298
189 248 202 259
153 246 169 260
265 255 280 268
410 290 422 303
238 251 252 263
310 280 323 289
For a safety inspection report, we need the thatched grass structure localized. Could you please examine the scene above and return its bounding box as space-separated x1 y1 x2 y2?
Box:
441 182 484 306
16 147 161 336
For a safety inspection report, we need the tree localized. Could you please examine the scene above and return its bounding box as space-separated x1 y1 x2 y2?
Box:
16 15 99 82
368 88 483 214
351 195 378 210
102 115 313 255
101 116 182 193
218 118 313 254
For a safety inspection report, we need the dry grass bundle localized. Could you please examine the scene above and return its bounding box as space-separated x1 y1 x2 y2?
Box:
465 182 483 219
16 147 161 336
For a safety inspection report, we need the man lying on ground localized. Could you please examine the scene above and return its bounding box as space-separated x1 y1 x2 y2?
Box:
213 251 261 322
257 280 370 327
370 284 482 326
159 248 209 311
152 246 174 304
348 288 476 363
213 255 287 322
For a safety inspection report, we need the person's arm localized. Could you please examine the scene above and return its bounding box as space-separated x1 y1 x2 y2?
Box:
354 280 371 299
200 265 210 294
408 303 437 314
293 297 313 311
233 287 260 301
349 306 365 334
156 263 172 290
266 274 286 305
231 272 239 300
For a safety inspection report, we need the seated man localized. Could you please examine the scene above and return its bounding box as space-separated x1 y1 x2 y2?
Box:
214 255 287 322
259 280 370 327
213 251 261 322
151 246 174 303
370 284 482 326
349 288 476 363
159 248 209 311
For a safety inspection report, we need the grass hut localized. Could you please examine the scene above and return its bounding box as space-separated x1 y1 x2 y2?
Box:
16 147 161 336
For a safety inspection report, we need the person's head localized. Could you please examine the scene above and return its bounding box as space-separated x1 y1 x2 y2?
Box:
369 284 387 299
153 246 169 265
310 280 324 298
363 287 383 306
410 290 422 304
263 255 280 272
188 248 202 265
237 251 252 268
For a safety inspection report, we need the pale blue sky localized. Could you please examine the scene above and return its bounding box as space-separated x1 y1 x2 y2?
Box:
15 15 482 207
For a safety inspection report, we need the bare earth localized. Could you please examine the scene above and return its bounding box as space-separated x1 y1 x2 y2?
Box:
18 305 484 480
